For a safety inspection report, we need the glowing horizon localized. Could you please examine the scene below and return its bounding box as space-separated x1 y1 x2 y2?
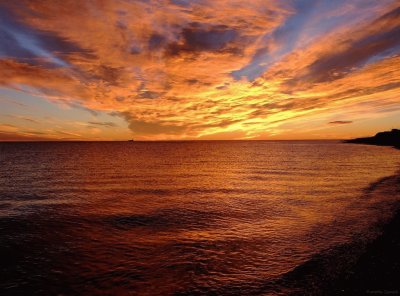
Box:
1 1 399 141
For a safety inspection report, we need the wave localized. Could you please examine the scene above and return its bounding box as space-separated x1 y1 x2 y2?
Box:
362 171 400 195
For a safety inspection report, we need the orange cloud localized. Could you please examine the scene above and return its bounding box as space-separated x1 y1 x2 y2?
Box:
0 1 399 140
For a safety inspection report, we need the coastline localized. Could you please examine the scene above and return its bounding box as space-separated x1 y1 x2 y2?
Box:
332 173 400 295
285 169 400 295
332 168 400 295
334 207 400 295
336 128 400 295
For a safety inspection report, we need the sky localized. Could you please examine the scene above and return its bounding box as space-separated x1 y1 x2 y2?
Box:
0 0 399 141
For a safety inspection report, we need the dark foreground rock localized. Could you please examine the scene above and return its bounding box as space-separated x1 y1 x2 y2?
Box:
345 129 400 149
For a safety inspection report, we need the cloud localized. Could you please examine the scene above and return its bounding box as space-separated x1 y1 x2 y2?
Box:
0 4 94 67
0 131 55 141
328 121 353 125
289 6 400 85
167 23 240 56
88 121 117 127
0 0 399 140
120 112 185 136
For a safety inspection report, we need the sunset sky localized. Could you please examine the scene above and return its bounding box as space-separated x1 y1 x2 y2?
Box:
0 0 399 141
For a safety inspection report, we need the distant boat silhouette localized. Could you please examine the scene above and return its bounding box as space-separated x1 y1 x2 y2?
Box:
128 139 135 142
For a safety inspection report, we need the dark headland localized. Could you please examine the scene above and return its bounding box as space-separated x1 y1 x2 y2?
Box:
344 129 400 149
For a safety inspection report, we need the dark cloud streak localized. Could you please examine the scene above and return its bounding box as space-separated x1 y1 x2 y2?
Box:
88 121 117 127
328 121 353 125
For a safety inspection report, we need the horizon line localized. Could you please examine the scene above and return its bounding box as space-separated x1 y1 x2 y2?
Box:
0 139 346 143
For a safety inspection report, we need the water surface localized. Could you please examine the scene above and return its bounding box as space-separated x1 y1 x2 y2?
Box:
0 141 399 295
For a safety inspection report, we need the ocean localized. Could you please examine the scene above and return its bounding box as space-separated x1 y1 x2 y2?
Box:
0 141 399 295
